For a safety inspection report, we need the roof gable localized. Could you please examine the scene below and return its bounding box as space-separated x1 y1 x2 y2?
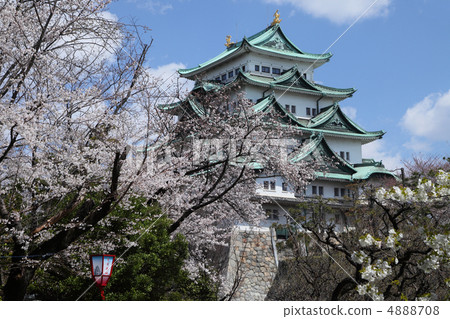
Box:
179 25 331 78
308 104 384 137
236 65 355 98
250 25 303 55
291 134 356 175
252 94 306 127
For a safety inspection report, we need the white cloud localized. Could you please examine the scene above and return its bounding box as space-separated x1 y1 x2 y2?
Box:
400 90 450 152
341 106 357 120
401 90 450 142
362 140 402 170
402 137 432 153
147 62 194 101
264 0 391 24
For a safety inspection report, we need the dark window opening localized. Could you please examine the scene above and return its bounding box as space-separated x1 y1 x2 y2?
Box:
306 107 311 116
270 180 276 190
255 65 260 71
282 182 288 191
272 68 281 74
334 188 339 197
312 186 317 195
263 181 269 189
221 74 226 81
291 105 296 114
262 66 270 73
228 71 234 78
319 186 324 196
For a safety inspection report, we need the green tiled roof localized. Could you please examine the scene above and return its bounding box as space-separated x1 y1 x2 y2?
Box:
238 65 355 98
290 133 356 177
159 85 384 142
252 94 307 127
307 103 385 140
179 24 331 78
353 160 401 181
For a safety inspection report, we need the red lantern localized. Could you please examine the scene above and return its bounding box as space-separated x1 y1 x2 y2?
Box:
90 254 115 300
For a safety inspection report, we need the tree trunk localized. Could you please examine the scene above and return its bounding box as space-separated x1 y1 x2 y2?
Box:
3 263 36 301
331 277 356 301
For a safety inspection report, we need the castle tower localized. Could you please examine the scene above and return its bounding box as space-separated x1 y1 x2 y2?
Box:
161 15 398 227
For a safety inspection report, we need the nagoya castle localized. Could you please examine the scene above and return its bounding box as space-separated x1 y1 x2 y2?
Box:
163 12 397 300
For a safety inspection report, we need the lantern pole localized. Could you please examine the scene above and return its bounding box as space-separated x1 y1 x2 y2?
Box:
99 287 106 301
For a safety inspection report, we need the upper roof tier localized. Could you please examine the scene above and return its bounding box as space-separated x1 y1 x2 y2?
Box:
179 24 332 79
239 65 355 99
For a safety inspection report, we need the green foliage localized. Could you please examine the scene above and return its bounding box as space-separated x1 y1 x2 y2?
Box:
27 199 217 300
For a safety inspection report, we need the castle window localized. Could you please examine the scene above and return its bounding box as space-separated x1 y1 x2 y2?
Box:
215 77 220 81
270 180 276 190
221 74 226 81
319 186 324 196
282 182 288 192
291 105 296 114
235 68 240 75
242 65 246 72
312 108 317 116
255 65 260 71
266 209 279 220
263 181 269 189
341 188 346 197
302 73 307 79
285 104 290 111
306 107 311 116
334 188 339 197
262 66 270 73
340 151 345 158
228 71 234 78
272 68 281 74
346 152 350 161
312 185 317 195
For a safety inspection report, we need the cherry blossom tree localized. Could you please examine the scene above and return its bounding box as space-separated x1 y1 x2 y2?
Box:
269 170 449 301
0 0 315 300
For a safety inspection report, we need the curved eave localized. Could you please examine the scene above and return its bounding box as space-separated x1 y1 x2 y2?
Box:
272 65 354 96
352 167 401 181
303 78 356 96
178 40 248 78
158 97 205 117
315 172 353 181
294 125 385 142
239 73 353 99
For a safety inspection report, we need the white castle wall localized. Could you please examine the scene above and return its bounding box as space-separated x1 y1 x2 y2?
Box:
325 136 362 164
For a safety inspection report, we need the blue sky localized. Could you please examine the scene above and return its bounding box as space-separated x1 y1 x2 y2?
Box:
109 0 450 169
